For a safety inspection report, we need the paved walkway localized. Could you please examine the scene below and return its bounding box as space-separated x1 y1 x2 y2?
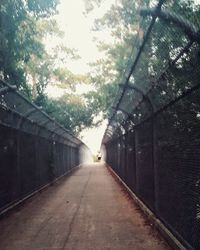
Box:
0 163 169 250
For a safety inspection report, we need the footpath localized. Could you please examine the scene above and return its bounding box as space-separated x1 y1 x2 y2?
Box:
0 163 169 250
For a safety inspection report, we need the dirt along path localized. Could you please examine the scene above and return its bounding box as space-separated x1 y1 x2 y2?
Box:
0 163 170 250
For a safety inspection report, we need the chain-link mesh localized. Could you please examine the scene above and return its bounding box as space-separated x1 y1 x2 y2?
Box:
0 79 84 213
103 0 200 249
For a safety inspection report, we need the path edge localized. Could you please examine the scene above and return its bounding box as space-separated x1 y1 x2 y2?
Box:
106 164 188 250
0 165 81 217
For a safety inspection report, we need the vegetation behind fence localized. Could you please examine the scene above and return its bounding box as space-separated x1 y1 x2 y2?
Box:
0 80 83 213
102 0 200 249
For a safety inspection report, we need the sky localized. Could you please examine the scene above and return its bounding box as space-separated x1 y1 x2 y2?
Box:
49 0 114 154
55 0 114 74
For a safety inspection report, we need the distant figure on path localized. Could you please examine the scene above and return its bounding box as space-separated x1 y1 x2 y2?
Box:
97 151 102 161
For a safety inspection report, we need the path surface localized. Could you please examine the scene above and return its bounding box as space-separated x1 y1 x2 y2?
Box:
0 163 169 250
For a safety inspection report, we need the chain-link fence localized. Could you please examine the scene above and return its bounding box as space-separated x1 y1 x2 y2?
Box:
0 79 84 213
102 0 200 249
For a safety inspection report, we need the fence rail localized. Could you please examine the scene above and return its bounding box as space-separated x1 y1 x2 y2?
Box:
102 0 200 249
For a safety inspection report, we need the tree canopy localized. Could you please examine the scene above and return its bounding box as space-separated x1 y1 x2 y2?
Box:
0 0 95 134
84 0 200 122
1 0 200 135
0 0 59 86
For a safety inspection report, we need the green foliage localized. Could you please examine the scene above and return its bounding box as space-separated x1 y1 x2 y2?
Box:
83 0 102 13
84 82 118 119
82 0 142 118
52 68 88 90
0 0 59 88
84 0 200 121
27 0 59 17
35 93 96 135
0 0 102 135
2 0 199 136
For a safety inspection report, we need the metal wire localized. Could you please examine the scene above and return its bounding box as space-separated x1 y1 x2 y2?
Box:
0 78 87 214
103 1 200 249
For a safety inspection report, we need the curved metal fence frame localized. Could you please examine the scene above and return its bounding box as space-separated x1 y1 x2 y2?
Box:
103 0 200 144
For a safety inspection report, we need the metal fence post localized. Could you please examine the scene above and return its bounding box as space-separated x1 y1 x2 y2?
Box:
152 116 159 213
135 129 139 195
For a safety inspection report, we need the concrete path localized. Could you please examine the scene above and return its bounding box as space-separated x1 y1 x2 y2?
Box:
0 163 169 250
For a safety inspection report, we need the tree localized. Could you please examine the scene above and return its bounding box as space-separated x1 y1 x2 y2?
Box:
82 0 144 119
0 0 59 91
38 93 96 135
24 20 81 99
83 0 103 13
83 0 200 120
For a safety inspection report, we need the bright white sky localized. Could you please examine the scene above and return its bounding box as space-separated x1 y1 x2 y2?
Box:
49 0 114 154
56 0 114 74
